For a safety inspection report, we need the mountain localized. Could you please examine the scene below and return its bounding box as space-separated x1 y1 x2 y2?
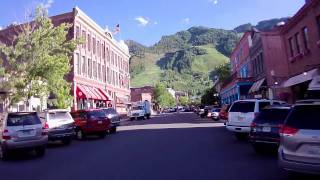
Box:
234 17 290 33
127 27 236 97
127 17 290 99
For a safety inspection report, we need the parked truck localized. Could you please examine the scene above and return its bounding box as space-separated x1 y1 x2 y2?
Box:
128 100 151 120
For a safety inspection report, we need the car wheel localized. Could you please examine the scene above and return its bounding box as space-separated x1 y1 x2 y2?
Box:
76 129 86 140
62 138 72 145
235 133 248 141
35 146 46 157
110 127 117 134
0 146 9 161
98 132 107 138
130 117 134 121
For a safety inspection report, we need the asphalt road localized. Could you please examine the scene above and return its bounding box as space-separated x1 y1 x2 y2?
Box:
0 112 318 180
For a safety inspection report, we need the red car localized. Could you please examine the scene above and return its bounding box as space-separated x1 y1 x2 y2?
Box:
219 104 230 120
71 109 111 140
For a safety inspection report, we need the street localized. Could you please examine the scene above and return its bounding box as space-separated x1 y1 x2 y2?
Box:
0 112 317 180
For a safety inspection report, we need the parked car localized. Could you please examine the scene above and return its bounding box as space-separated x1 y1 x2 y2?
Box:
211 108 221 121
0 112 48 160
278 104 320 175
219 104 231 120
101 108 120 134
39 109 75 145
249 105 291 153
70 109 110 140
226 99 285 140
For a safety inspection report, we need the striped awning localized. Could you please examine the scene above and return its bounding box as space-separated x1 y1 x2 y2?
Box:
248 78 265 93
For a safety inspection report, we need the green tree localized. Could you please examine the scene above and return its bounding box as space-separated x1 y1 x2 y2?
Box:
179 96 189 106
211 63 231 83
0 5 82 108
201 87 219 106
154 83 176 108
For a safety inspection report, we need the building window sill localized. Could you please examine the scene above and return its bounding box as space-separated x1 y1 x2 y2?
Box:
289 53 303 63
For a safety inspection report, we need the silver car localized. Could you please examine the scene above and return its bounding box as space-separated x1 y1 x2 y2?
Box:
0 112 48 160
278 104 320 175
101 108 120 134
40 109 75 145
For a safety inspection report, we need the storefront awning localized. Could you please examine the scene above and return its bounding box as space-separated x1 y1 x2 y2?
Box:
308 76 320 91
98 88 113 101
283 69 319 87
248 78 265 93
90 87 107 101
76 85 94 99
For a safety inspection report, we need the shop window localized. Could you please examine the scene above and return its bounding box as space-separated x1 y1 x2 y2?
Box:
87 34 91 51
82 56 86 75
75 53 80 75
82 30 86 49
93 38 96 54
75 26 80 39
288 37 294 57
294 33 301 54
317 15 320 38
302 27 309 50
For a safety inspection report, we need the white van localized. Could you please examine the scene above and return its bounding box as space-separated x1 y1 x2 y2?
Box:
226 99 285 140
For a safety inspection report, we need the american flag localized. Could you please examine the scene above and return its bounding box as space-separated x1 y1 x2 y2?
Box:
114 24 120 35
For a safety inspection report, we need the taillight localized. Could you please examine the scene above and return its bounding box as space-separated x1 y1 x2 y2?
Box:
2 129 11 140
279 126 298 136
42 122 49 135
250 122 257 128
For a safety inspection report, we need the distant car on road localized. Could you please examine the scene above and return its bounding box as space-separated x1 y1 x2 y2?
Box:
249 105 291 153
129 105 146 120
211 108 221 121
226 99 285 140
278 104 320 175
0 112 48 160
219 104 230 120
101 108 120 134
71 109 110 140
39 109 75 145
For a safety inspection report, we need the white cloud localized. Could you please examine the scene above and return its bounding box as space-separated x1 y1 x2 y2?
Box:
134 16 149 26
154 21 158 25
182 18 190 25
209 0 218 5
42 0 54 9
0 26 2 30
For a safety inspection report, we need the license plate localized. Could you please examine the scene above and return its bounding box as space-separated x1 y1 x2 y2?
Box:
307 146 320 156
18 130 34 137
238 117 244 121
98 121 103 124
262 127 271 132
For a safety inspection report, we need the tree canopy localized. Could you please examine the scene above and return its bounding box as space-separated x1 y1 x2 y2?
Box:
154 83 176 108
0 5 82 108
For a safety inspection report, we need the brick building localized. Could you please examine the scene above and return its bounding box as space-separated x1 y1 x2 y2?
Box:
280 0 320 102
130 86 154 103
220 31 254 104
0 7 131 113
248 28 290 100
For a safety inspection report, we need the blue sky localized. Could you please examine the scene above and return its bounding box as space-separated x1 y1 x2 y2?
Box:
0 0 304 46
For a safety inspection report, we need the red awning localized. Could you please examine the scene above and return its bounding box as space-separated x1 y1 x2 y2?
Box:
76 84 93 99
93 87 107 101
98 88 112 101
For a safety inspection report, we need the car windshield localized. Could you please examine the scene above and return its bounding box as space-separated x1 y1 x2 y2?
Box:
103 108 117 115
88 110 106 119
229 101 255 113
255 108 290 123
286 105 320 130
48 112 72 120
132 106 143 110
7 113 41 126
